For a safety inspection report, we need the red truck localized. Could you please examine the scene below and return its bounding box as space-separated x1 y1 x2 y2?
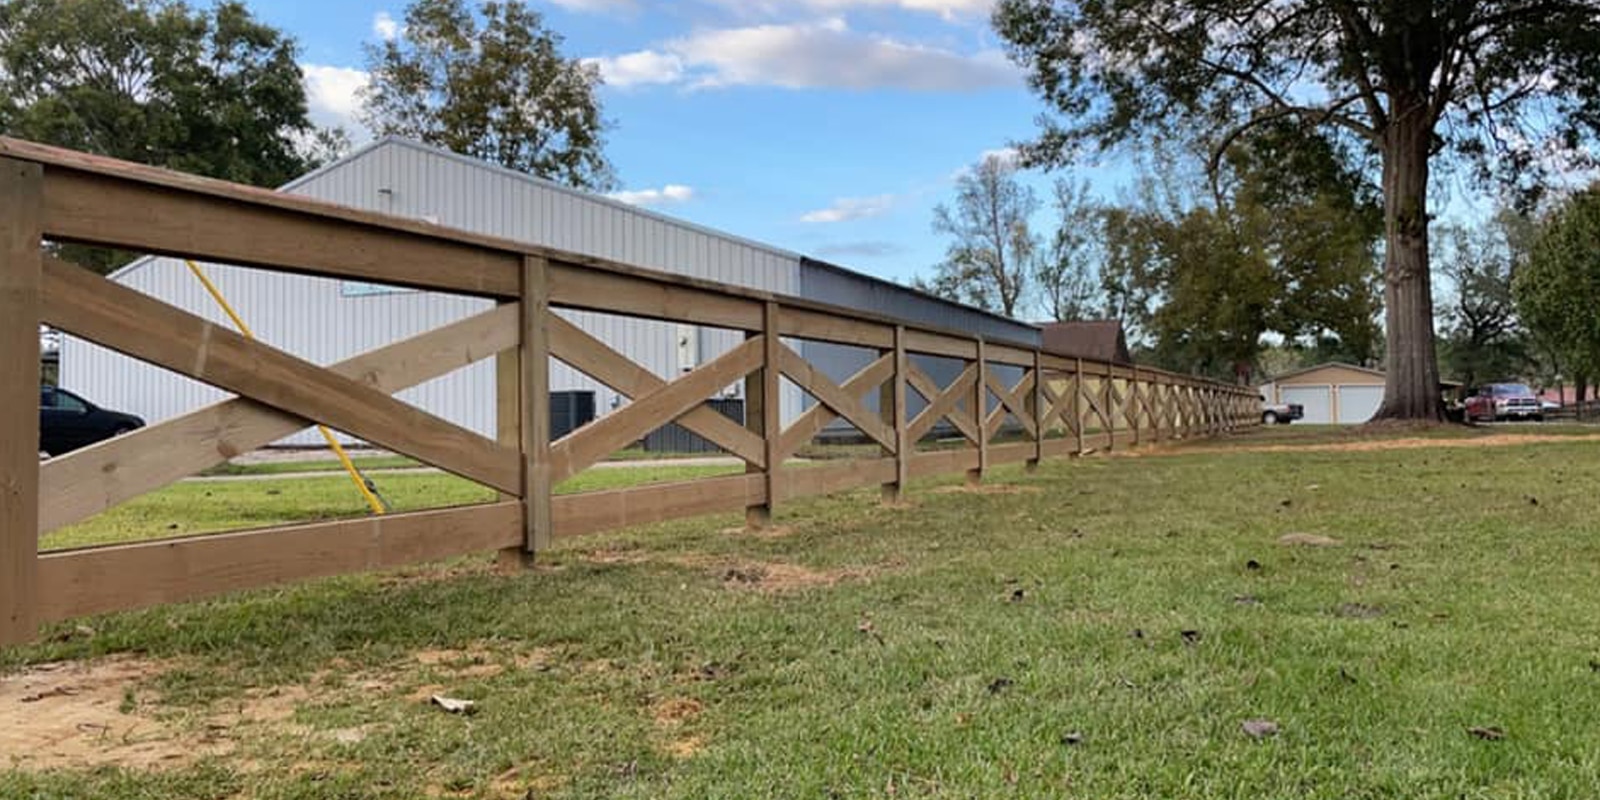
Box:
1464 382 1543 422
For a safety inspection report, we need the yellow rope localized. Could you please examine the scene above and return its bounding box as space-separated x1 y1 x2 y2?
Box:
184 260 388 515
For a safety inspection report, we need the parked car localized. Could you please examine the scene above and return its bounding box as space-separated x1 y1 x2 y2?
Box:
1464 382 1543 422
40 386 144 456
1260 395 1304 425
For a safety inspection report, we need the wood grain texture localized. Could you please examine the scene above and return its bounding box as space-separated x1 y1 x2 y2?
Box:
971 339 987 483
522 256 553 554
779 306 894 349
759 304 782 525
776 344 896 451
554 474 764 539
780 458 897 502
548 337 764 482
776 352 895 460
40 257 522 493
906 364 979 443
547 314 764 467
40 304 519 534
547 260 763 332
36 503 522 623
40 168 520 298
0 158 41 646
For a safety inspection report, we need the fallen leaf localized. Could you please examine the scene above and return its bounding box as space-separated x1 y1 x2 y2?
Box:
1468 726 1505 741
1241 719 1279 739
430 695 477 715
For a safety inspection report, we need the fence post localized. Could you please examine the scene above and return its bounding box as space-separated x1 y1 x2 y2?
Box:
1074 357 1086 455
0 158 42 646
494 307 523 571
514 255 553 565
1103 366 1115 451
746 302 782 528
968 337 987 486
1130 366 1142 447
882 325 908 504
1029 350 1044 471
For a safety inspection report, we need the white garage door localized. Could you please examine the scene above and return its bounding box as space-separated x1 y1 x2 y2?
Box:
1283 386 1332 424
1337 385 1384 424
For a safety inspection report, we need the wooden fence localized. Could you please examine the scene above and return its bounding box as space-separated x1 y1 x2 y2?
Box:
0 138 1260 646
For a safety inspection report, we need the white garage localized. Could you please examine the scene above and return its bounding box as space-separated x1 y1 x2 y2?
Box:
1260 363 1388 425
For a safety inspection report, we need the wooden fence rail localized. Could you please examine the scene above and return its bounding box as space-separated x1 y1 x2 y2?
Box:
0 138 1261 646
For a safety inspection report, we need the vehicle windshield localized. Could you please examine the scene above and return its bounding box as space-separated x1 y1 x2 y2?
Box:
1492 384 1535 397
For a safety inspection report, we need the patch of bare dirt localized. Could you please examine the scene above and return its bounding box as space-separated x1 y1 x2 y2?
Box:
931 484 1041 496
2 656 239 771
662 734 707 759
651 696 704 725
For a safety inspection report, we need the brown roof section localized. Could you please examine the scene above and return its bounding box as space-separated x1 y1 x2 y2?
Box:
1041 320 1132 364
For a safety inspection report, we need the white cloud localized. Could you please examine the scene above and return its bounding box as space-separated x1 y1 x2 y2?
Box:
608 184 697 206
706 0 994 20
587 51 685 87
590 18 1017 91
372 11 400 41
548 0 638 12
801 194 896 223
794 0 993 19
301 64 370 132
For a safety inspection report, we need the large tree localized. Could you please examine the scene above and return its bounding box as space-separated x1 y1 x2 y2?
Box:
362 0 617 192
0 0 326 273
995 0 1600 419
0 0 317 186
918 154 1039 318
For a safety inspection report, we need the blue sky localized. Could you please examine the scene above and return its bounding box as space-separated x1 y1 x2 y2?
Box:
258 0 1112 311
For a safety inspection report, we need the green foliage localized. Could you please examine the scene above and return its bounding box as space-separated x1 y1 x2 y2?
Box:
362 0 617 192
0 0 328 273
995 0 1600 416
1102 134 1382 380
918 155 1038 318
1035 179 1103 322
1514 187 1600 386
1436 212 1534 391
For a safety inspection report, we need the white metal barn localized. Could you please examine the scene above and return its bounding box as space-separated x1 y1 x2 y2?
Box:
61 138 1037 446
1258 363 1387 424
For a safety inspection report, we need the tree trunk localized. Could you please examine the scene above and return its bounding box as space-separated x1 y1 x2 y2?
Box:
1373 101 1444 421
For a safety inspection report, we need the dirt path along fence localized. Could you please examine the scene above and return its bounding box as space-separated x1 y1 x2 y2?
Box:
0 138 1261 646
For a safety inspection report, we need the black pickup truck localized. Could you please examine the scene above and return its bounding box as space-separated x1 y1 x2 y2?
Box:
1260 395 1304 425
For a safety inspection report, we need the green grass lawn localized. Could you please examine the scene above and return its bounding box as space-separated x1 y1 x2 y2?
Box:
9 428 1600 798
